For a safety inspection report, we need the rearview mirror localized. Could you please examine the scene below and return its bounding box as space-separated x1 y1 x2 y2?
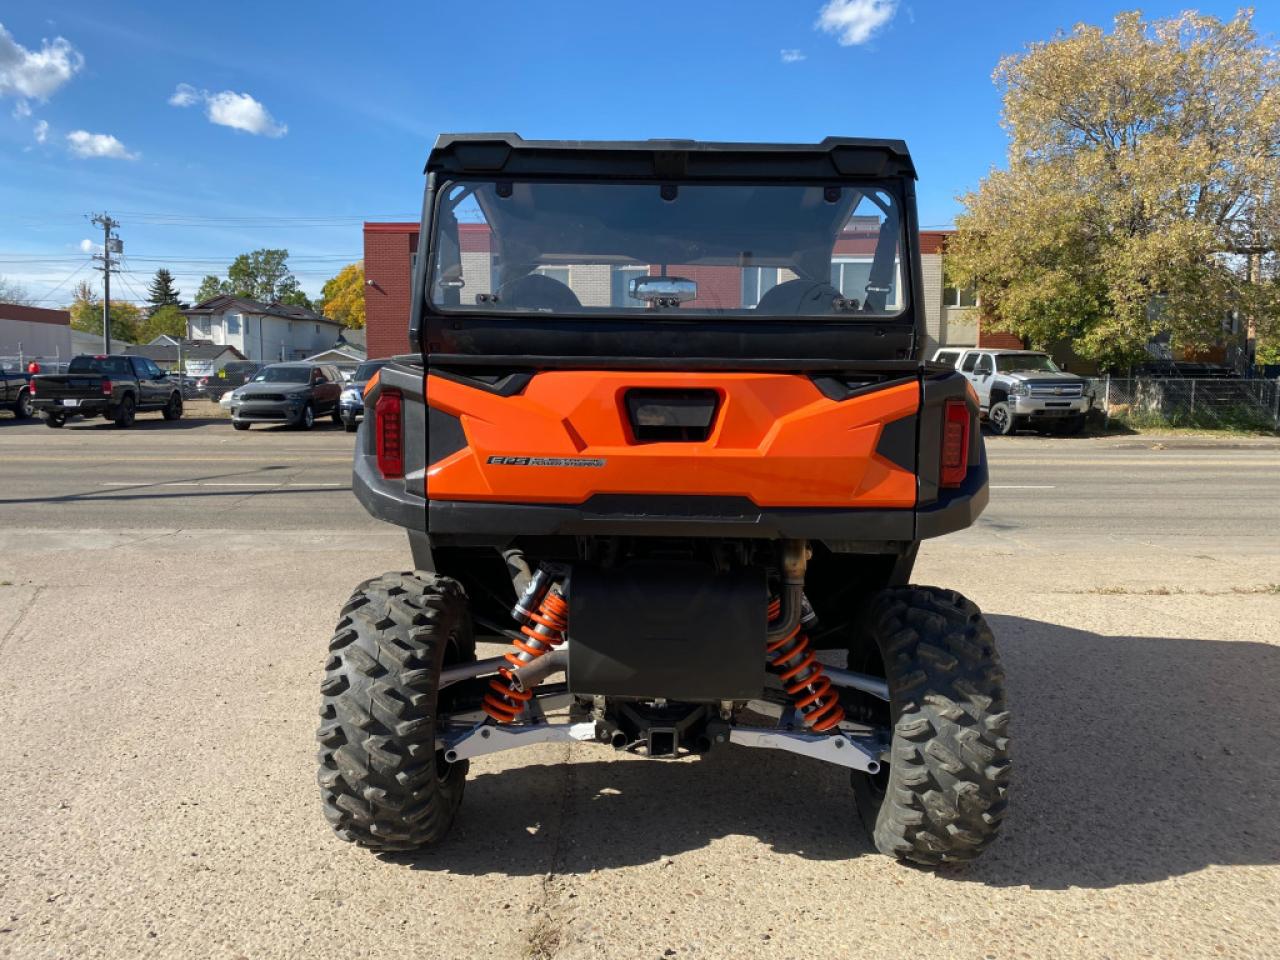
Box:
629 276 697 305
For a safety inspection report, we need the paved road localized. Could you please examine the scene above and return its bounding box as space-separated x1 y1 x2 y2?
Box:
1 414 1278 959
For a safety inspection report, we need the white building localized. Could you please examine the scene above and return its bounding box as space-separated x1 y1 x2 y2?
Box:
0 303 72 363
182 296 343 364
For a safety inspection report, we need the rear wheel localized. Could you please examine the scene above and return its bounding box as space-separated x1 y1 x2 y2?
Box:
162 392 183 421
44 411 66 428
331 406 343 424
317 572 475 851
114 395 136 428
13 388 33 419
343 417 358 433
987 401 1016 436
850 586 1010 865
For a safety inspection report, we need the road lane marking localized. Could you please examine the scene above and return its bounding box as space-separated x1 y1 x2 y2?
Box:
991 484 1056 489
99 481 346 488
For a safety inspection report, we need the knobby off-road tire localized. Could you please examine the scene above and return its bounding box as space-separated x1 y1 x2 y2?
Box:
162 392 183 421
317 572 475 851
851 586 1010 865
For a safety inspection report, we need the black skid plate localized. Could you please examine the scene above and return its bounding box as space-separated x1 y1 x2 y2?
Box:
567 561 767 701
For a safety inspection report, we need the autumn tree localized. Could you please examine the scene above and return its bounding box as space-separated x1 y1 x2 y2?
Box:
947 9 1280 368
320 262 366 328
69 283 142 343
146 268 181 309
136 304 188 343
194 248 313 309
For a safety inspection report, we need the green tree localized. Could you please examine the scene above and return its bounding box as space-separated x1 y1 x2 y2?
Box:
146 268 181 309
320 262 365 328
947 9 1280 368
0 275 35 305
195 248 312 309
196 274 225 303
136 304 188 344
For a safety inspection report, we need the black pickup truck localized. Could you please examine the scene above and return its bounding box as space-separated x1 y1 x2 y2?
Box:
31 354 184 428
0 363 34 419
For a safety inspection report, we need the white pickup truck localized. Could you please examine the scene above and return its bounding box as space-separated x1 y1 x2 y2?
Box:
932 347 1092 435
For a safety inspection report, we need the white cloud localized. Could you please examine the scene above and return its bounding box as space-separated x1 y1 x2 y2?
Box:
0 23 84 101
33 118 47 143
780 49 806 63
168 82 199 107
66 129 138 160
169 82 287 137
816 0 898 46
12 97 30 117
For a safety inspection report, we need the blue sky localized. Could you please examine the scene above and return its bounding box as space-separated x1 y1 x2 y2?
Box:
2 0 1277 306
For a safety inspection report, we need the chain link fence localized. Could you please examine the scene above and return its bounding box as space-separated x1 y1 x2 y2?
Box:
1084 376 1280 432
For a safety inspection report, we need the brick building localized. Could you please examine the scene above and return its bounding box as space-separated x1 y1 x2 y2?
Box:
362 222 985 359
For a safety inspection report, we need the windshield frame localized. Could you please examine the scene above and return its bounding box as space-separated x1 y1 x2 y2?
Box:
423 176 913 324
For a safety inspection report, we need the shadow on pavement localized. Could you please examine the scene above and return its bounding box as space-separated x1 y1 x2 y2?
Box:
386 615 1280 888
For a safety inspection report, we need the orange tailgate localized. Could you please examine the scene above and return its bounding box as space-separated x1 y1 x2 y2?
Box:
426 372 919 509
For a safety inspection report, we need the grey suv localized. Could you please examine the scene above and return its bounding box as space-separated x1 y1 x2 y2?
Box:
229 362 344 430
933 348 1092 435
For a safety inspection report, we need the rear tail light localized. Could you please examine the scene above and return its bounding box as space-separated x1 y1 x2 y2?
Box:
375 388 404 479
101 379 113 396
940 398 971 488
29 379 35 396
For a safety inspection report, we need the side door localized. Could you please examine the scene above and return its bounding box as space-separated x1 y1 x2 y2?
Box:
130 357 159 407
322 366 342 411
310 366 334 412
970 353 996 408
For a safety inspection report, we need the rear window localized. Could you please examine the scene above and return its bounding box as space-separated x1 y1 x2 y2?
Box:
353 361 386 381
68 355 132 377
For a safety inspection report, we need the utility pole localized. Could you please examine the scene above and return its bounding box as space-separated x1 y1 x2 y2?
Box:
89 213 121 353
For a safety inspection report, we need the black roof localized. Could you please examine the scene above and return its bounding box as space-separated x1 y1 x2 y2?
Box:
426 133 916 180
184 295 337 323
125 342 246 362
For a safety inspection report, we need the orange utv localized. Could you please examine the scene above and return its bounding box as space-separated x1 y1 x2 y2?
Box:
318 135 1010 865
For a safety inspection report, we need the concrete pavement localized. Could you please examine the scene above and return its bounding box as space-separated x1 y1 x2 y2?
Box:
0 416 1278 959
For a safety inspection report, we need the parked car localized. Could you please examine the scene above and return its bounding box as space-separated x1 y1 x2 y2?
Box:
933 347 1092 435
30 354 183 428
197 362 262 400
228 362 344 430
0 361 33 419
338 360 388 432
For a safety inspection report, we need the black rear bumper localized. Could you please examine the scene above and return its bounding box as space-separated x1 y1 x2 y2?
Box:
32 398 110 417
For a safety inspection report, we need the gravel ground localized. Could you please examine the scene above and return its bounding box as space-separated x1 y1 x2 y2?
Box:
0 426 1277 960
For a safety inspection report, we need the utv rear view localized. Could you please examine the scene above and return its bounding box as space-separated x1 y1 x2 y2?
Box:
317 135 1009 865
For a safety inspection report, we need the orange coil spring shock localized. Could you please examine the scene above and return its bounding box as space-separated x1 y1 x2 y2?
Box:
481 590 569 723
766 597 845 733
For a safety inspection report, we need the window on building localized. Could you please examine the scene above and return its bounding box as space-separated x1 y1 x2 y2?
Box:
226 313 241 335
535 266 570 287
741 267 779 307
611 266 649 307
831 259 900 309
191 317 210 337
943 286 979 308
